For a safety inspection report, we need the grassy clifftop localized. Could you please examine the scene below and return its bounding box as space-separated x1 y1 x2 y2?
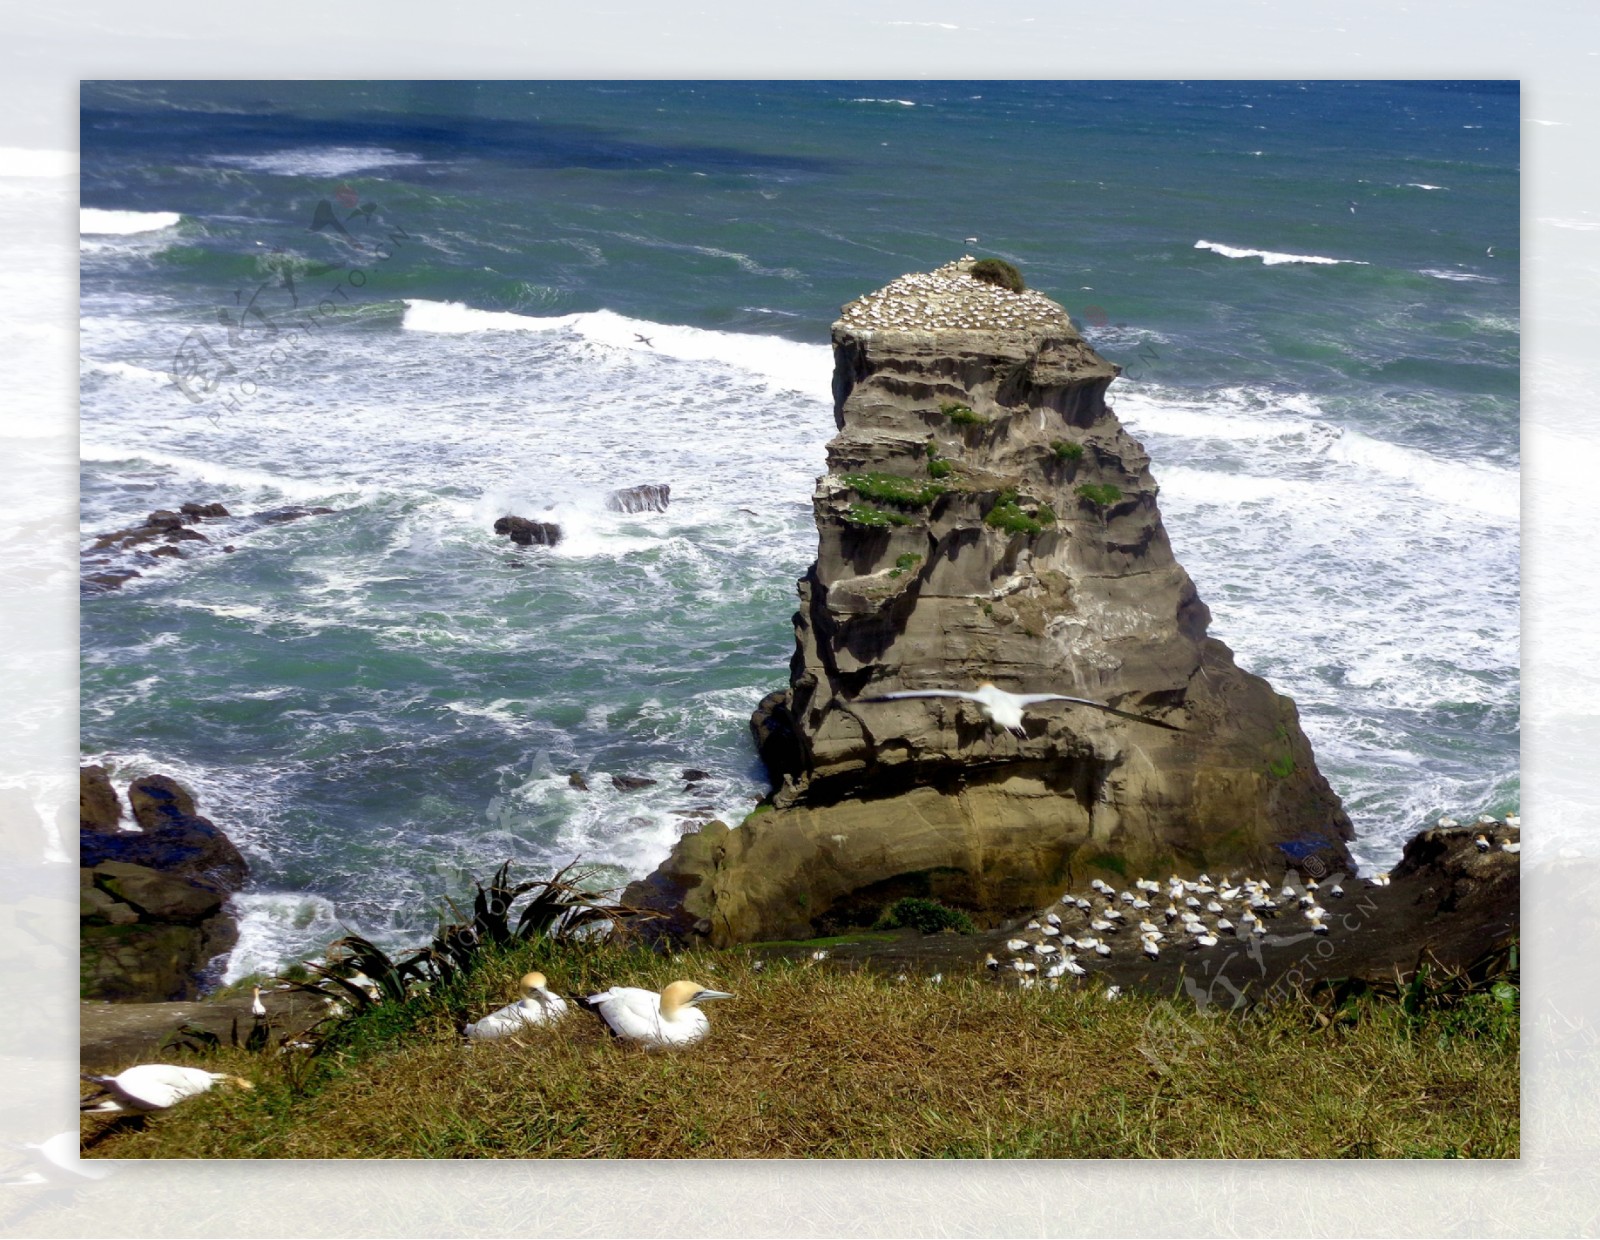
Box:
83 938 1518 1159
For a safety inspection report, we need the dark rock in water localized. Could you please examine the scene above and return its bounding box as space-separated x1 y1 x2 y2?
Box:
611 774 658 792
607 483 671 514
253 505 335 525
81 773 248 895
150 545 182 558
494 515 562 547
222 545 236 553
166 526 209 543
568 770 590 791
79 769 247 1003
681 768 711 783
180 501 230 518
83 569 141 592
144 509 192 530
80 765 121 834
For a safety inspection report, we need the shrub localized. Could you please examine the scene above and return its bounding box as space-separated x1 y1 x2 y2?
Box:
845 503 914 529
1051 440 1085 463
939 401 988 427
873 896 975 935
927 458 953 479
969 258 1025 293
985 491 1056 537
888 552 923 580
841 472 947 508
1075 483 1123 509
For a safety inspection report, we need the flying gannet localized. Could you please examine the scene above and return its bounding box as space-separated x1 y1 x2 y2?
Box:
81 1065 252 1113
857 682 1183 736
465 972 569 1042
583 980 734 1048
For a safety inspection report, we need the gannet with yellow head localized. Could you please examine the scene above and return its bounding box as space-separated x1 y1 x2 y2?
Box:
583 980 734 1048
465 972 568 1042
858 682 1183 736
80 1064 252 1113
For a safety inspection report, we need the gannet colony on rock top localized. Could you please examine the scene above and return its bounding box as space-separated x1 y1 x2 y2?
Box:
627 258 1354 947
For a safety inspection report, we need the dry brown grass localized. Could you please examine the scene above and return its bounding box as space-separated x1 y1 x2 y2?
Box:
83 943 1519 1159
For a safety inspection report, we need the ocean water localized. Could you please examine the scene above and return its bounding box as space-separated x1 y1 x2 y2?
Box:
78 80 1520 978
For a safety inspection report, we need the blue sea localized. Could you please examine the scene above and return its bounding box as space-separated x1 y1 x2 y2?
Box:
77 80 1520 977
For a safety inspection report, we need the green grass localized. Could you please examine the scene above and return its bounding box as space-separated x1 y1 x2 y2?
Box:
841 472 947 508
969 258 1025 293
844 503 915 529
939 402 989 427
985 490 1056 537
82 939 1520 1160
888 552 923 580
1075 483 1123 509
1086 851 1128 878
1051 440 1085 463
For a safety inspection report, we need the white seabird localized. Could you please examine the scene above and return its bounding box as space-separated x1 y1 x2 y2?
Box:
1006 938 1030 953
1141 936 1161 960
465 971 569 1042
1502 841 1521 854
81 1065 252 1113
1475 834 1491 852
251 986 267 1019
1104 985 1123 1001
858 682 1183 735
583 980 734 1048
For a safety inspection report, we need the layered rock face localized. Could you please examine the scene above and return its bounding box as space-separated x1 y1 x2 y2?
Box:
80 767 246 1001
628 260 1352 945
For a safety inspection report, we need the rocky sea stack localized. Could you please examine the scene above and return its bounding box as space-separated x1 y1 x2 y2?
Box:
627 260 1352 945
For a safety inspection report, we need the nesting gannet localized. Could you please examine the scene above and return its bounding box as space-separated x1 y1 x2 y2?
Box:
1006 938 1030 953
1502 841 1521 854
251 986 267 1019
1089 917 1113 934
1217 918 1235 935
1138 920 1160 936
1041 924 1061 938
810 949 830 961
1104 985 1123 1000
1090 878 1112 895
1011 959 1038 975
1367 872 1391 887
1164 904 1179 923
1437 816 1459 828
1093 940 1111 957
1329 884 1345 899
1033 941 1060 957
465 972 569 1041
1506 813 1520 828
1141 937 1161 960
1252 920 1268 937
1064 957 1088 977
1475 834 1491 852
81 1065 252 1113
984 953 1000 971
1045 912 1062 927
1103 908 1126 923
858 682 1183 735
1205 900 1223 914
583 980 734 1048
1191 933 1219 950
1184 896 1201 909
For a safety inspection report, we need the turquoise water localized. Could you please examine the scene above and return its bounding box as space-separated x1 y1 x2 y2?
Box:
78 80 1519 974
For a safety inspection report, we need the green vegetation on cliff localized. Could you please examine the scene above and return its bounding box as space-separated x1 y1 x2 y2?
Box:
969 258 1026 293
841 472 947 508
844 503 915 529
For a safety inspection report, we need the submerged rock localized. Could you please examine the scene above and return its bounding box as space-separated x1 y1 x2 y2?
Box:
252 505 335 525
611 774 658 792
493 515 562 546
630 259 1353 945
606 483 671 514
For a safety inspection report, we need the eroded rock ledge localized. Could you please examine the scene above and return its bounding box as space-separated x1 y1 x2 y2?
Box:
628 260 1352 945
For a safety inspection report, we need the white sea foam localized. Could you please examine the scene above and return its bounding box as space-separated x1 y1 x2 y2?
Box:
224 891 346 982
80 208 181 236
401 299 832 399
208 147 426 177
1404 183 1447 190
1419 268 1498 283
81 359 171 384
849 97 918 106
1325 428 1520 522
79 441 365 504
1194 239 1368 266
